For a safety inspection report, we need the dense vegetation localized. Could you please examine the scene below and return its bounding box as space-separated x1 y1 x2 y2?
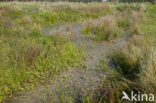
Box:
0 0 155 3
82 3 156 103
0 2 155 103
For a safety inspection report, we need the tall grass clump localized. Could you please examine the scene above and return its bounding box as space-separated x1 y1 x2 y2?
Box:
82 3 144 41
111 35 150 80
82 15 123 41
117 11 142 36
140 45 156 92
100 35 155 102
116 4 145 36
73 3 112 18
111 41 142 80
82 35 156 103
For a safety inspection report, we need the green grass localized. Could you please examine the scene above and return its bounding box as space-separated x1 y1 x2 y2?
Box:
0 2 92 102
83 35 156 103
81 3 156 103
82 3 143 41
0 34 85 101
0 2 111 102
139 3 156 37
0 2 156 103
82 16 122 41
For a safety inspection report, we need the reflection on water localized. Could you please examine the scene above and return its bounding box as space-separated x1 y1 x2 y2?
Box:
42 23 82 44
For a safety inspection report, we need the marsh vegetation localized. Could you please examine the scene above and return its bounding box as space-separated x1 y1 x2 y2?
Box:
0 2 155 103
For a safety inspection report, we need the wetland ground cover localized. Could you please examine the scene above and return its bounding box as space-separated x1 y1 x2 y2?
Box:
0 2 155 103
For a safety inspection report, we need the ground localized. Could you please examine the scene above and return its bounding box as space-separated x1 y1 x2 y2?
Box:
0 2 156 103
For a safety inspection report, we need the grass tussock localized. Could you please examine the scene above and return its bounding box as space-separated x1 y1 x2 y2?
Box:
82 15 122 41
111 35 155 82
82 3 144 41
86 35 156 103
